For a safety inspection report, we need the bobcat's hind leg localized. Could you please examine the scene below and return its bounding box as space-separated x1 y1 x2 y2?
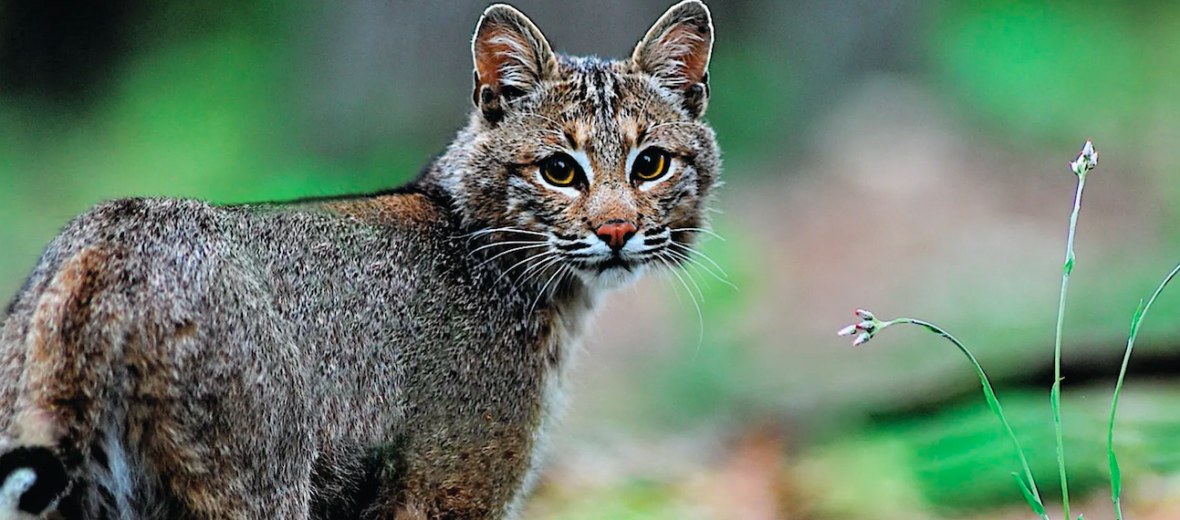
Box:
3 240 316 519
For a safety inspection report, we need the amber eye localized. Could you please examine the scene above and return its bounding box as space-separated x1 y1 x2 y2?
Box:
631 148 671 182
539 153 581 187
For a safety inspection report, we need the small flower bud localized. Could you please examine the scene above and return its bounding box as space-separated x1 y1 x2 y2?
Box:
1069 140 1098 175
839 308 886 346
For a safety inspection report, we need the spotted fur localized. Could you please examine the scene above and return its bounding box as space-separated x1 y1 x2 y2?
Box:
0 2 720 519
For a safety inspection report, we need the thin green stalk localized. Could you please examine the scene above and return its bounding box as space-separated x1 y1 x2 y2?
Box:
1052 169 1087 520
1107 261 1180 520
839 142 1096 520
887 318 1049 520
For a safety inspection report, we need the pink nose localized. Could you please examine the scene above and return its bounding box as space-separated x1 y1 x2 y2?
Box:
595 221 637 251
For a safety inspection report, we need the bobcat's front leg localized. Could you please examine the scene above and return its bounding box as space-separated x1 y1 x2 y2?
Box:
365 424 541 520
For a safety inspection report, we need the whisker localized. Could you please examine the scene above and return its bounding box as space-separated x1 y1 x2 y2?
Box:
513 255 563 291
682 261 709 304
559 264 575 295
530 263 569 314
651 255 681 304
470 240 547 255
655 259 683 305
461 227 550 239
669 227 726 242
656 252 705 352
669 241 730 279
659 250 706 302
477 244 551 269
497 251 556 284
664 246 738 291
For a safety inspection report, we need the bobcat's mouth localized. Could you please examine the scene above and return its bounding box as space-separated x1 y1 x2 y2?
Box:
579 256 643 290
538 226 709 290
548 230 659 290
595 255 633 272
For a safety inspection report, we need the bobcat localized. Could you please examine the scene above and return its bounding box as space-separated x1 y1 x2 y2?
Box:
0 2 719 518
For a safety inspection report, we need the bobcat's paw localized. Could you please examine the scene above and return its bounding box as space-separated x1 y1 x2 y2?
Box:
0 447 68 520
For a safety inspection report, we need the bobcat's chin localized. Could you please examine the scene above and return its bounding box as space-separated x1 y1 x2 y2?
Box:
577 259 646 291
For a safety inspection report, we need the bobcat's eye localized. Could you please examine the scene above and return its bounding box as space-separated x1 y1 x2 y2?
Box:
539 153 582 187
631 148 671 183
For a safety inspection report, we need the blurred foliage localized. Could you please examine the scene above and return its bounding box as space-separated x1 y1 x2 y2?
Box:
931 0 1150 146
0 0 427 299
707 42 800 160
928 0 1180 223
531 480 691 520
800 386 1180 516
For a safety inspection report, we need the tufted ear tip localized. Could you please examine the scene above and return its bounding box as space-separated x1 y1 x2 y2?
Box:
477 4 527 29
471 3 557 123
632 1 714 117
664 1 712 25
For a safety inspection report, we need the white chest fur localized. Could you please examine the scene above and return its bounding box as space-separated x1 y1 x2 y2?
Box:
503 289 603 519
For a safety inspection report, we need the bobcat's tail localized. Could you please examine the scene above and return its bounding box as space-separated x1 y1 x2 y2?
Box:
0 446 69 519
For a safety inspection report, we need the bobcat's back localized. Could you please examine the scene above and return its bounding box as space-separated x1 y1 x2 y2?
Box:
2 190 569 518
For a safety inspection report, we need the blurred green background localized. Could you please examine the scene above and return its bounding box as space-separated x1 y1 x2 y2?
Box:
4 0 1180 518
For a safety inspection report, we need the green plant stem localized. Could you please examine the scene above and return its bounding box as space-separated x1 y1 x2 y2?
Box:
1053 170 1087 520
1107 261 1180 520
886 318 1049 520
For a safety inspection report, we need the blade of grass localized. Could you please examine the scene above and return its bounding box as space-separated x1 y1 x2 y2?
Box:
1107 262 1180 520
1013 473 1048 518
1052 161 1089 520
890 318 1049 520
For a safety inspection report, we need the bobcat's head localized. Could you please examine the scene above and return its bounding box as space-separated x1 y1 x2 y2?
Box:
440 1 720 292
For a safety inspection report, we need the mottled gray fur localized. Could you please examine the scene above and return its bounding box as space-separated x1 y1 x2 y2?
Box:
0 2 720 519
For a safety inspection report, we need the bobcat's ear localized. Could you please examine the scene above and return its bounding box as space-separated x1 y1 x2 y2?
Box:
631 0 714 118
471 4 558 123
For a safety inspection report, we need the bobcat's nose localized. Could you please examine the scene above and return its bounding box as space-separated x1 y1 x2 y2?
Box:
595 220 637 252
